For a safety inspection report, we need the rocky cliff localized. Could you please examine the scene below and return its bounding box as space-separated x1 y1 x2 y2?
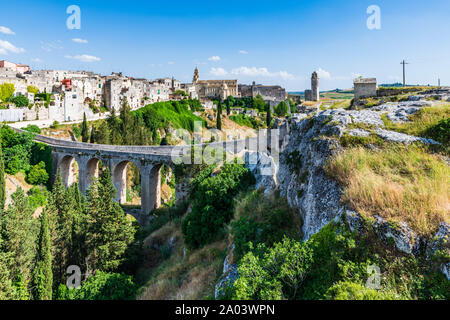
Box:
248 95 449 280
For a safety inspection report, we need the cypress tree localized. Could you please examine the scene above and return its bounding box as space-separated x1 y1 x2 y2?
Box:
86 168 135 272
0 139 5 210
96 121 111 145
47 174 73 284
0 237 17 299
119 101 134 145
89 126 95 144
266 104 272 128
217 101 222 131
81 113 89 143
33 209 53 300
0 188 38 293
107 107 122 145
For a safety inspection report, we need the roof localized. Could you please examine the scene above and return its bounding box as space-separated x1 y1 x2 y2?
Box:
354 78 377 84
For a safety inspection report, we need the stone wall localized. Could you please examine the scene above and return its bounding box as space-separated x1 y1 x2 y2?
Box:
355 83 377 99
376 87 425 97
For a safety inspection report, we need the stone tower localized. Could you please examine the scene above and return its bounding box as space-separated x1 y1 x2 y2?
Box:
193 67 200 84
311 71 319 101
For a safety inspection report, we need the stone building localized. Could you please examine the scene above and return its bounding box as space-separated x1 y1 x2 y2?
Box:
191 67 238 100
304 90 312 101
354 78 377 100
0 60 31 73
239 81 287 101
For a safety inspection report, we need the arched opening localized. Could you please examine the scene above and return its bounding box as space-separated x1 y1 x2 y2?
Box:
59 155 79 187
86 158 102 189
112 161 142 206
160 164 175 206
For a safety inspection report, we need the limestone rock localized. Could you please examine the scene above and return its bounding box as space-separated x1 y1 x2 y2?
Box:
245 151 278 194
278 116 345 240
373 215 420 255
427 223 450 280
375 128 440 145
215 245 239 299
347 128 371 137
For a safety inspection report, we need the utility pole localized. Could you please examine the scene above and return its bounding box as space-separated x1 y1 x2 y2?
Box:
400 60 409 87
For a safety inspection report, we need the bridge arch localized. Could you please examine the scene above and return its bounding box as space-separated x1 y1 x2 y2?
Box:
58 154 79 187
86 157 101 189
112 160 140 204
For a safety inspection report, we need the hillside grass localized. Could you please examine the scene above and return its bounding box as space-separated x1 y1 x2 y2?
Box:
320 90 354 100
381 104 450 148
133 101 206 132
325 145 450 236
328 99 353 110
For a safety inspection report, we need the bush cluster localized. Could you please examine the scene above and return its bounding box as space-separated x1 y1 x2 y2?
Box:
182 164 255 249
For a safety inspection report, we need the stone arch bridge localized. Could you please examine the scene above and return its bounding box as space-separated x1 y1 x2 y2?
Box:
11 126 290 215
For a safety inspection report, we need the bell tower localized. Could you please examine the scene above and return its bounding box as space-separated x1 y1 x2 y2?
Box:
193 67 200 84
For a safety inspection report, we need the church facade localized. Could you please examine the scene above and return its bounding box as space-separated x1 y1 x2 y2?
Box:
192 67 238 100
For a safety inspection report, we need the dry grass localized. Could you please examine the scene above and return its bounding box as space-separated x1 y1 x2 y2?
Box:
329 99 353 110
137 229 226 300
325 145 450 236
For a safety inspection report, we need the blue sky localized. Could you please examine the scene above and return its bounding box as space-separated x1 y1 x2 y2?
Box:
1 0 449 91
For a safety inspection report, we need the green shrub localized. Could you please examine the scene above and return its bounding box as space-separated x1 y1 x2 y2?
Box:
182 164 255 249
26 161 49 185
232 238 313 300
56 272 137 300
325 281 398 300
10 95 29 108
231 190 302 262
50 121 60 129
274 101 288 117
424 117 450 146
1 126 35 175
24 125 41 134
72 124 82 138
27 186 48 210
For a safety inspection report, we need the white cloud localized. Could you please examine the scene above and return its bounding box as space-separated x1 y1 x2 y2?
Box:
209 66 294 80
41 41 63 52
0 26 15 35
208 56 221 62
72 38 88 44
316 68 331 80
0 40 25 54
239 50 248 55
231 66 294 80
65 54 101 62
168 61 174 65
210 67 228 76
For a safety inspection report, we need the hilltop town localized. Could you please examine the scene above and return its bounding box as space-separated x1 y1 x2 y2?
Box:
0 60 289 126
